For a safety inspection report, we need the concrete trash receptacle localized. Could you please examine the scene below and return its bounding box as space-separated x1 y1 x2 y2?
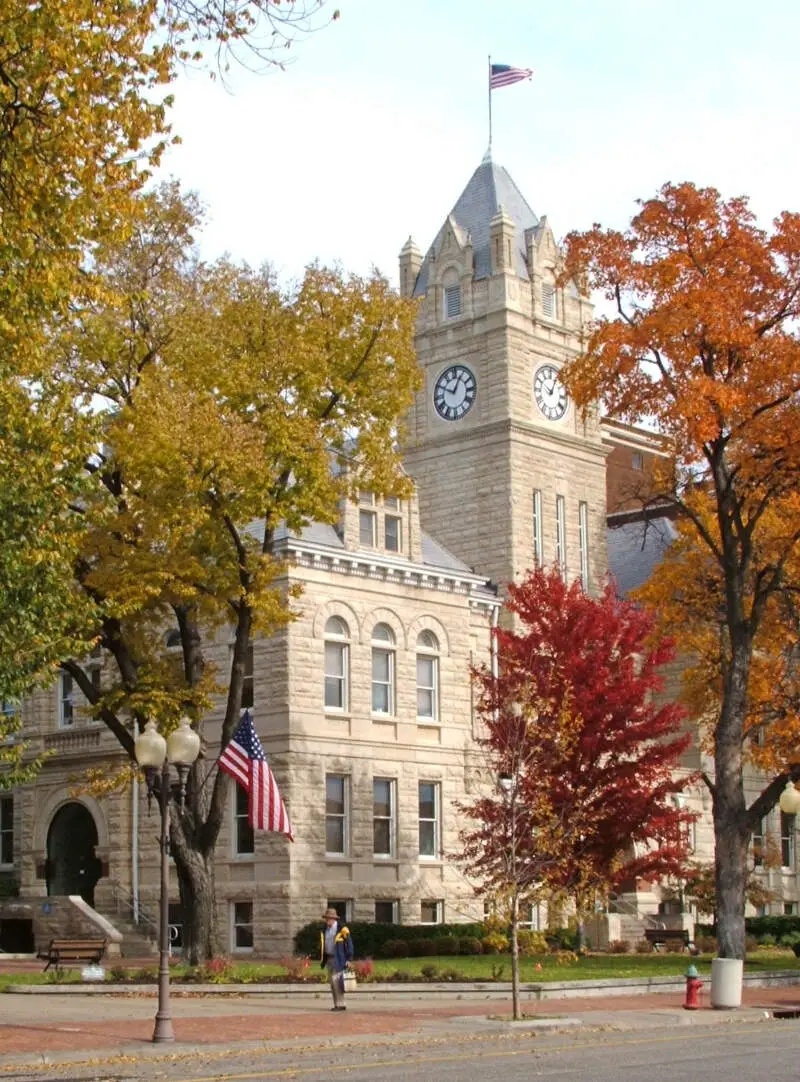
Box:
710 957 743 1009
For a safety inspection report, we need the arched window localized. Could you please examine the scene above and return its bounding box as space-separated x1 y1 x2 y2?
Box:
371 624 395 715
416 631 439 721
324 617 350 712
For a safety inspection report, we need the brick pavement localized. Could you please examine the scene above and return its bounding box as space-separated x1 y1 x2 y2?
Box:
1 986 799 1059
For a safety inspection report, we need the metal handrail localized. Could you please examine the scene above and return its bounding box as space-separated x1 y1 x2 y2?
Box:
605 891 665 930
110 883 159 939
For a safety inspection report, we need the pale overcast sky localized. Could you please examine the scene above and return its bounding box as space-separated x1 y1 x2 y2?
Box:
159 0 800 286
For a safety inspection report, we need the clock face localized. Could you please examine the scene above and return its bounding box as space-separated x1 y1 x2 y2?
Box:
433 364 477 421
533 364 568 421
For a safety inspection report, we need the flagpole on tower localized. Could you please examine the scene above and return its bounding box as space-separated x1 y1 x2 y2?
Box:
488 54 493 150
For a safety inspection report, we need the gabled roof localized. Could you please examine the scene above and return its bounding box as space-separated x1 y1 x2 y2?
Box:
414 153 539 296
607 514 677 598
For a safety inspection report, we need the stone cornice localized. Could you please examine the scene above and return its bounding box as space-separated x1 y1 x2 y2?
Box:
406 417 610 461
276 537 500 611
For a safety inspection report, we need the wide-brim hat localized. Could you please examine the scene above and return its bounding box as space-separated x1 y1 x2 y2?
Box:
323 908 339 920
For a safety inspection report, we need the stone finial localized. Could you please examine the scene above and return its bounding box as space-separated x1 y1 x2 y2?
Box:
398 236 423 298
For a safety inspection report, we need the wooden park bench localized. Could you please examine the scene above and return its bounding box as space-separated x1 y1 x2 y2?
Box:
37 937 107 972
644 927 690 952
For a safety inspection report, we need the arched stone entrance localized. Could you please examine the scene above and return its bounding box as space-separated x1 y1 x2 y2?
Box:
46 802 101 906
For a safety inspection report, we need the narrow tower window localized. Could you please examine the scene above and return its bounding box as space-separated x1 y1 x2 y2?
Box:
532 489 543 565
555 495 567 573
579 501 589 590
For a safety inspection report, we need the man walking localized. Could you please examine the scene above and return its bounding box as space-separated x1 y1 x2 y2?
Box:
320 907 354 1010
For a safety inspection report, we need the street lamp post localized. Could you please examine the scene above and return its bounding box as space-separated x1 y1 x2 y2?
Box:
499 771 521 1022
134 717 201 1044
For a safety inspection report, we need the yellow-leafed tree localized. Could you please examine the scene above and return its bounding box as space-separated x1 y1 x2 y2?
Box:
22 184 419 960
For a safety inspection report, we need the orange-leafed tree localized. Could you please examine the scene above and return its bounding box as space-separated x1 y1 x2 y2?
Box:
562 182 800 960
458 566 694 1014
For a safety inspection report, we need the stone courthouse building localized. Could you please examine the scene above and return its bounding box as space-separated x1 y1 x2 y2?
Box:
1 154 796 955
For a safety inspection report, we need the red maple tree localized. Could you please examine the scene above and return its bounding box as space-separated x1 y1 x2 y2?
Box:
460 566 696 922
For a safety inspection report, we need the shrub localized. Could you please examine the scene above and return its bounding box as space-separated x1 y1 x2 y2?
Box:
132 965 158 982
280 955 311 981
665 938 687 954
351 958 374 981
608 939 631 954
517 930 548 956
779 933 800 948
759 933 777 947
380 939 409 959
635 939 653 954
490 960 506 980
433 935 460 955
389 969 412 981
482 932 509 954
200 957 234 983
408 938 438 957
744 935 759 954
293 919 484 958
546 927 579 951
420 963 439 980
458 936 483 955
440 966 465 981
743 915 800 941
694 935 716 954
553 949 578 965
108 965 128 981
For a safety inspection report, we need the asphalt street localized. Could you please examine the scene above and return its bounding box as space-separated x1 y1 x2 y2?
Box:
1 1020 798 1082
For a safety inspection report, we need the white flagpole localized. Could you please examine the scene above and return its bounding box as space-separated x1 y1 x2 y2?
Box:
488 55 493 149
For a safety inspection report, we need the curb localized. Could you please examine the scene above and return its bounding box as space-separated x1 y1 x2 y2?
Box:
6 970 800 998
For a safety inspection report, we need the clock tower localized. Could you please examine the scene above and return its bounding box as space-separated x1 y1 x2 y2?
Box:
400 152 608 595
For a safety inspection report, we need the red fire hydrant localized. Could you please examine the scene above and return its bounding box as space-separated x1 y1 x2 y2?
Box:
683 964 703 1010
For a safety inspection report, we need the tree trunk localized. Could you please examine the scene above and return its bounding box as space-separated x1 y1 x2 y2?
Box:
173 843 217 965
714 637 751 960
510 890 520 1022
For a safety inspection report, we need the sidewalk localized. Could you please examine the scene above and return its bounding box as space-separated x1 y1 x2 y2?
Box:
1 983 798 1068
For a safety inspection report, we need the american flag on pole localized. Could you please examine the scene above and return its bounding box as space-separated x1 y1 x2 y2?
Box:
218 711 293 839
490 63 533 89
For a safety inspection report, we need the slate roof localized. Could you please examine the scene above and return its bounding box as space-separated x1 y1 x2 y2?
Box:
261 522 480 577
607 514 677 598
413 153 539 296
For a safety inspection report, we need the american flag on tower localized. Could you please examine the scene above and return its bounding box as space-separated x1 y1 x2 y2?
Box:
490 63 534 89
218 711 293 839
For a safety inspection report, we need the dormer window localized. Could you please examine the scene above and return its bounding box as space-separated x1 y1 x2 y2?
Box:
359 491 377 547
541 282 556 319
384 498 403 553
444 284 461 318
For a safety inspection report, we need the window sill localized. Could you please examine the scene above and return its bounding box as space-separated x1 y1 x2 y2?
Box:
325 854 351 862
373 857 399 865
371 714 396 723
418 857 442 865
325 710 351 720
232 853 255 862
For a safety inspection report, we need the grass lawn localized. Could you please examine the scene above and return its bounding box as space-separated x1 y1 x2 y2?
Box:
368 950 800 983
1 950 797 991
